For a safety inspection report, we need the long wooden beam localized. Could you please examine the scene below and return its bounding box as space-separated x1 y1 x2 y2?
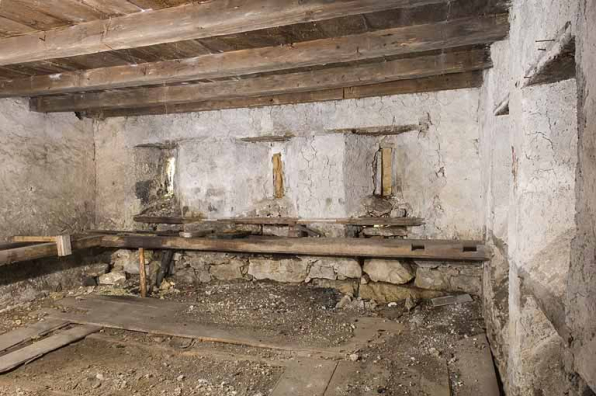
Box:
87 72 483 119
101 235 489 261
0 0 447 67
32 49 491 113
0 235 103 267
132 216 424 226
0 14 507 97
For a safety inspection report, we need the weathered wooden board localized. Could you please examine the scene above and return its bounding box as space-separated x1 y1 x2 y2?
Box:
100 235 489 261
0 0 446 66
87 72 483 119
0 325 101 373
0 235 103 267
0 14 507 97
133 215 424 226
0 319 69 353
32 49 491 112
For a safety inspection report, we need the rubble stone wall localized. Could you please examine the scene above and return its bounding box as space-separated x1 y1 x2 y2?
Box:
106 249 483 303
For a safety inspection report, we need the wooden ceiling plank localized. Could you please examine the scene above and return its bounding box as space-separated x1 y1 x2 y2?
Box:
0 0 448 66
0 16 36 37
1 14 507 97
86 71 482 118
31 49 491 113
0 0 68 30
15 0 109 24
79 0 144 16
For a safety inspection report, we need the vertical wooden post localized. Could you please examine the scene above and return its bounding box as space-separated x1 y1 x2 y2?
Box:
381 147 393 197
139 248 147 298
272 153 284 199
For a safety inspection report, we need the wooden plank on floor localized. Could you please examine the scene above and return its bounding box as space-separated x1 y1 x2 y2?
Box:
100 235 490 261
45 309 309 352
0 319 70 353
272 359 338 396
453 334 500 396
0 325 101 373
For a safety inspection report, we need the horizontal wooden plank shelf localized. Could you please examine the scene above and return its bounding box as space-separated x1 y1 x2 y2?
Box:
133 216 424 227
0 235 103 267
100 235 489 261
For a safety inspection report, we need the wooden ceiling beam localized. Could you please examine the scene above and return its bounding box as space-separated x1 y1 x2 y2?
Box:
0 0 447 67
0 14 508 97
31 49 491 113
85 72 483 119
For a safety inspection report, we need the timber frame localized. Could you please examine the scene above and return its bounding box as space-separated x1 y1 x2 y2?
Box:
0 0 510 117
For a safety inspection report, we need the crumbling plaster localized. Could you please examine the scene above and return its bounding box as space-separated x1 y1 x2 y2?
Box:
480 0 584 394
94 90 484 240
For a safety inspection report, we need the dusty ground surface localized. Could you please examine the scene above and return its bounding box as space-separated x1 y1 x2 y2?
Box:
0 280 490 396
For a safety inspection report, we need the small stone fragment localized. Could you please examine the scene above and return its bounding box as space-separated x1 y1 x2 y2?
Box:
349 353 360 362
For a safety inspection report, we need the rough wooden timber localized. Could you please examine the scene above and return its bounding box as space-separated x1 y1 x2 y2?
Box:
100 235 489 261
133 216 424 226
84 72 484 119
32 49 491 113
0 14 508 97
0 235 103 267
0 0 448 66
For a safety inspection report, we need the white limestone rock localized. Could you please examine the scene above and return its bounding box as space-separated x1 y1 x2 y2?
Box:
363 259 414 285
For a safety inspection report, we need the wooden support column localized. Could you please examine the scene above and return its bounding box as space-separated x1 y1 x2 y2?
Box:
139 248 147 298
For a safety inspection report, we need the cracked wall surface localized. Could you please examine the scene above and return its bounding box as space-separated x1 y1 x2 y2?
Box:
568 0 596 390
0 98 96 241
94 91 484 239
479 0 591 394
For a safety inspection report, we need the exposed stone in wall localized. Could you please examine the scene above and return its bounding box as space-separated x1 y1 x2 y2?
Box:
413 261 482 296
248 256 310 283
363 259 414 285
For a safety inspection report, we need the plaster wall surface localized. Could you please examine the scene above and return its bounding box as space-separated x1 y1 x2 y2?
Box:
568 0 596 390
0 97 97 305
94 90 484 240
0 98 96 241
479 0 582 394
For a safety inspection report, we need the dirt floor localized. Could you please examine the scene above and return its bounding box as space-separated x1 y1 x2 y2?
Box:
0 281 491 396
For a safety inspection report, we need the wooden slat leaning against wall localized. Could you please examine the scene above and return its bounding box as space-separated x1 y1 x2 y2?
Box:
0 0 447 66
0 14 508 97
32 49 491 113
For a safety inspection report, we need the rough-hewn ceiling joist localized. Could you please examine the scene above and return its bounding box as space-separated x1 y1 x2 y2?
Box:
0 0 448 67
0 14 508 97
31 49 491 113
